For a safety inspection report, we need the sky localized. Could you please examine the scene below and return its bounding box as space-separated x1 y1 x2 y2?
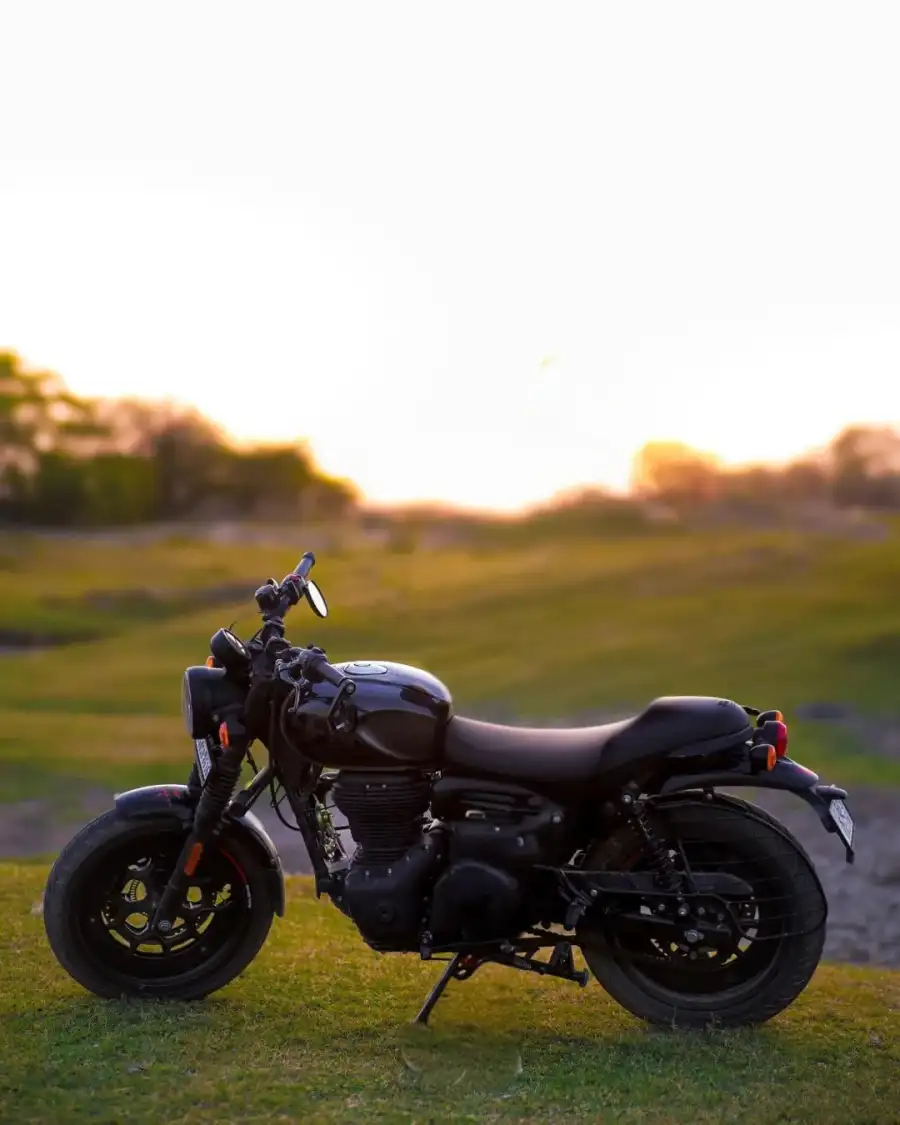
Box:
1 2 899 511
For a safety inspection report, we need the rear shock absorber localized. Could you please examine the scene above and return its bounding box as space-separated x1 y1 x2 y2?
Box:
621 792 683 893
150 716 247 933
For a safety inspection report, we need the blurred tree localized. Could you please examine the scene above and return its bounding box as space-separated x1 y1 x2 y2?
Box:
827 425 900 508
0 350 102 470
0 353 358 525
631 441 723 507
219 445 316 518
780 458 830 504
81 454 158 524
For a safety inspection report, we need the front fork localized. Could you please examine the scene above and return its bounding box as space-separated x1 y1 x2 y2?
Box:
150 721 344 932
149 716 249 934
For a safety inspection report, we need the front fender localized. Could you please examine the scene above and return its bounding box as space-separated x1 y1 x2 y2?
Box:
656 758 855 863
114 784 286 915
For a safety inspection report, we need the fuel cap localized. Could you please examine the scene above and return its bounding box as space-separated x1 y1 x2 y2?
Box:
344 661 389 675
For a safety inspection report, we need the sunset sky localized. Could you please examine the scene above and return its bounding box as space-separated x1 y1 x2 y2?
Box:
2 3 899 511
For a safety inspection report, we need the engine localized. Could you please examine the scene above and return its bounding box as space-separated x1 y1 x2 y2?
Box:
331 770 441 951
426 777 572 944
330 771 573 953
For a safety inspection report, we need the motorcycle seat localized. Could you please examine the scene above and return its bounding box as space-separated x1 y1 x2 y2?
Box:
442 696 752 783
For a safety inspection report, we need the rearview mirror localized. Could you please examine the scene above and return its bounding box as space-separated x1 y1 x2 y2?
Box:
304 580 328 618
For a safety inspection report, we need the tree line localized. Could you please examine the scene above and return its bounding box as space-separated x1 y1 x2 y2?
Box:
0 351 356 526
631 426 900 515
4 348 897 529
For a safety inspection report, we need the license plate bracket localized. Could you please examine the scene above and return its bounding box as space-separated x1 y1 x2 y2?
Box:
828 798 854 851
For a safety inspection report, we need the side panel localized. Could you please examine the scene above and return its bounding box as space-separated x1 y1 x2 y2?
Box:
431 775 573 867
114 784 286 915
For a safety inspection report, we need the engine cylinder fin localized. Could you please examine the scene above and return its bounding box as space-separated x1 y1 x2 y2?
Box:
332 770 431 865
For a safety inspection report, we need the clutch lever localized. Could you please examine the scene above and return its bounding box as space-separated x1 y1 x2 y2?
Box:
278 655 356 733
326 678 357 733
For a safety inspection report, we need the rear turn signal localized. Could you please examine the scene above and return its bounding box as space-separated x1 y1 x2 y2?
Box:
749 743 777 772
219 721 230 748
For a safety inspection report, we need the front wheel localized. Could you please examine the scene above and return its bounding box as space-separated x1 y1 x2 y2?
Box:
578 796 827 1028
44 808 276 1000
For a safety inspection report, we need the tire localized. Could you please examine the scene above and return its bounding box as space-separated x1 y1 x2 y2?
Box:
44 807 276 1000
578 795 827 1028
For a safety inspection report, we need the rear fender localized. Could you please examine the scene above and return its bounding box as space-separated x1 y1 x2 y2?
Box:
656 758 854 863
114 784 286 915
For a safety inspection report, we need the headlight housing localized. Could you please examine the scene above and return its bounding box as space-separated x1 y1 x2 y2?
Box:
181 666 246 739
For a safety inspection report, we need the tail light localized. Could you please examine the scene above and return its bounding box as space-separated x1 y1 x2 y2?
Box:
759 719 789 758
757 712 789 758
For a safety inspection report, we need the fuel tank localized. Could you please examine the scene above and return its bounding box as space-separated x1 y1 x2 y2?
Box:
283 660 453 769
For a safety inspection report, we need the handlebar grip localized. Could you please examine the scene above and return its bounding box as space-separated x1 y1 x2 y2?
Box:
303 650 356 693
319 660 355 692
294 552 316 580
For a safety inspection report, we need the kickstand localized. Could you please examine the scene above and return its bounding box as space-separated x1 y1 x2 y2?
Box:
413 953 481 1026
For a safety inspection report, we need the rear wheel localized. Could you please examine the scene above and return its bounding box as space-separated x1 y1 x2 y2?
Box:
578 796 827 1028
44 809 275 1000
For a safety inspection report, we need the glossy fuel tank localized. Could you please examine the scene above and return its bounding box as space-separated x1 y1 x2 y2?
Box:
283 660 453 769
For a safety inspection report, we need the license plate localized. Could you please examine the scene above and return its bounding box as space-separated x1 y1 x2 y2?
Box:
195 737 213 783
829 799 854 850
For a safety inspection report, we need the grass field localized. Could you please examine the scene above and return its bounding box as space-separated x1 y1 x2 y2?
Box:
3 523 900 807
2 526 900 1122
3 865 899 1125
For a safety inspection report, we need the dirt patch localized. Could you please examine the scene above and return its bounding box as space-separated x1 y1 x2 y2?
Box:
0 789 112 857
0 628 94 651
795 702 900 761
45 580 259 618
0 581 263 653
731 786 900 968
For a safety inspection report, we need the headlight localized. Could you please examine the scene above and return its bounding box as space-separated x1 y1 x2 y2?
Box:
181 666 246 738
181 671 194 736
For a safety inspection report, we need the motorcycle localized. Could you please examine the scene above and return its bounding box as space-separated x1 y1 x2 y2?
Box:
44 551 856 1028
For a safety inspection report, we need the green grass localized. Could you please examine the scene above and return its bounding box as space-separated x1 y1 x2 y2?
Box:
3 531 899 1120
4 525 900 810
0 533 264 640
2 865 898 1124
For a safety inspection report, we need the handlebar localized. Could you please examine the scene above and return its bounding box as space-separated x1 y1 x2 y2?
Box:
255 552 351 698
294 551 316 581
255 552 317 623
300 649 356 693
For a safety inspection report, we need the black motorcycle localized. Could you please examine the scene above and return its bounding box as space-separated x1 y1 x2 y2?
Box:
44 552 856 1028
